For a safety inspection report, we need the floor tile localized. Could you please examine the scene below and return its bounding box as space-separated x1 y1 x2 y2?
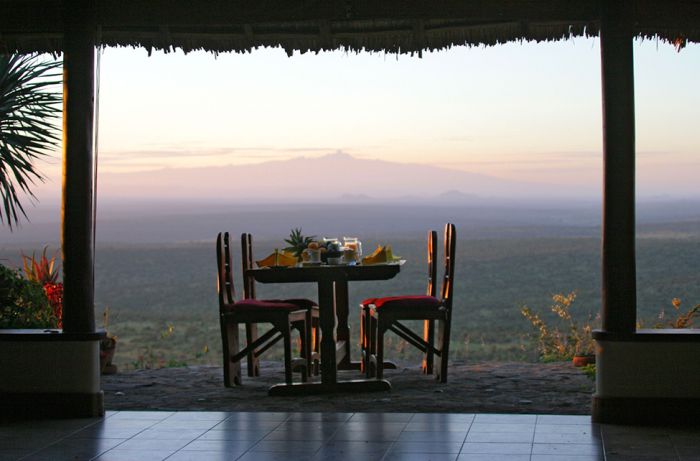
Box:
211 419 283 431
165 411 232 421
536 423 600 434
131 428 206 440
149 419 220 430
466 431 534 443
113 437 191 451
287 412 353 422
473 414 537 424
410 414 475 423
348 413 414 422
250 439 323 453
397 431 468 442
405 421 472 432
93 449 176 461
456 454 530 461
68 426 146 439
319 440 392 453
196 429 269 441
108 411 174 421
20 438 124 461
388 441 462 453
180 439 257 452
532 443 604 455
384 454 458 461
313 450 386 461
459 442 533 455
534 432 602 444
263 424 340 441
468 423 535 433
167 451 239 461
329 428 404 441
537 415 593 425
236 452 314 461
531 455 605 461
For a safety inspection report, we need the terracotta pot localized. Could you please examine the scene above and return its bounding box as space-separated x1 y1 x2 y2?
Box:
100 337 118 374
572 354 596 367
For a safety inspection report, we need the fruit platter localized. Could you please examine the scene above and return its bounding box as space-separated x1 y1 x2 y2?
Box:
255 228 401 268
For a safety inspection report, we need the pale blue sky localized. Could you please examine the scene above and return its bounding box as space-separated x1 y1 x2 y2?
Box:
33 37 700 200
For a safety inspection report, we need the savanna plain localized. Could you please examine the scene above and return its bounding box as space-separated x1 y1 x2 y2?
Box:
2 202 699 370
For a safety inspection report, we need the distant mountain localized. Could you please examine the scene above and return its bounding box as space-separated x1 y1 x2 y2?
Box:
98 151 592 202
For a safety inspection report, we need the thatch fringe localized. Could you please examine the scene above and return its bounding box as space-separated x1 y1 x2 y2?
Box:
1 20 697 56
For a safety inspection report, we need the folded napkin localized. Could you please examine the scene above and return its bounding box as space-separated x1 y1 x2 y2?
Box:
361 245 401 265
256 250 297 268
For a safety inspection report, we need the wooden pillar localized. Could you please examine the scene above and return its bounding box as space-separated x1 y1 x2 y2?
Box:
61 0 96 333
600 0 637 334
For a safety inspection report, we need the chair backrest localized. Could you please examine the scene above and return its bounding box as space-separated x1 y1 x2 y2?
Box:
426 230 438 297
240 232 256 299
216 232 237 309
440 223 457 308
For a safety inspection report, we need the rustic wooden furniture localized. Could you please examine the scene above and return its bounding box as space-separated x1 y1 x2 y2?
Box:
360 223 456 383
247 261 403 395
240 232 320 375
216 232 312 387
361 230 438 377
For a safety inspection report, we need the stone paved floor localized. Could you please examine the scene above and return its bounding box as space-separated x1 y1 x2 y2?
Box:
103 361 594 414
2 411 699 460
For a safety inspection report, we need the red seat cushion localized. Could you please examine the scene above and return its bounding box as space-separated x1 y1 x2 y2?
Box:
361 295 442 310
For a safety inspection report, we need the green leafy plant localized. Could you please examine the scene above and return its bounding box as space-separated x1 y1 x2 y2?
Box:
0 263 56 328
284 227 316 259
0 54 62 229
521 292 598 362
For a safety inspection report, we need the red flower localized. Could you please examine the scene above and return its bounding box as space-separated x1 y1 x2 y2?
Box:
43 282 63 328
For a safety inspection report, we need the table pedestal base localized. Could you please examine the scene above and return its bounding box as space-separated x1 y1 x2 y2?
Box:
269 379 391 396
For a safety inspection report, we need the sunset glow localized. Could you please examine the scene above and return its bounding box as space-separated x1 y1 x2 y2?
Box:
29 37 700 203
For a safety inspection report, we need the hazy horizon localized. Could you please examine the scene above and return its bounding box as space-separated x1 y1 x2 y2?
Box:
16 37 698 207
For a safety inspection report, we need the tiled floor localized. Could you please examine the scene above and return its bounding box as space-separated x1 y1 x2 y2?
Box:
1 411 698 461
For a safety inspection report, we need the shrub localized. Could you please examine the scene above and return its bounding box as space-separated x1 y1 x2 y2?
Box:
0 263 57 328
521 292 598 362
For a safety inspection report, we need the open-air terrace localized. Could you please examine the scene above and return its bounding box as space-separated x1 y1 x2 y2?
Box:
3 410 700 461
2 3 700 458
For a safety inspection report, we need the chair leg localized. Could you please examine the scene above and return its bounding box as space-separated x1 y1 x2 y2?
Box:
300 310 312 383
312 315 320 376
436 318 451 383
376 318 386 380
245 323 259 377
422 319 435 375
280 322 294 385
360 306 368 376
223 321 242 387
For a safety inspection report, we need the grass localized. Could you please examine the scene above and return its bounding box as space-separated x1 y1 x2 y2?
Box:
2 234 699 369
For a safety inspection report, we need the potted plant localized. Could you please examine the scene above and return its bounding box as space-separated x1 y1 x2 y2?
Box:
100 307 118 374
521 292 598 367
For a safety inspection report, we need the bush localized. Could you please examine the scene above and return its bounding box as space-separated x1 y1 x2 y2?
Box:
0 264 57 329
521 292 598 362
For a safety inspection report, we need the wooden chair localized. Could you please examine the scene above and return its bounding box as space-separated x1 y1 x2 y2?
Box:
240 232 320 375
360 223 456 383
216 232 311 387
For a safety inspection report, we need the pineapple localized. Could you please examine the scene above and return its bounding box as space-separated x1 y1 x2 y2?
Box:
284 228 316 260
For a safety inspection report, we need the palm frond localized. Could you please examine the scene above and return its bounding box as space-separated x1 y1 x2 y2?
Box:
0 53 62 229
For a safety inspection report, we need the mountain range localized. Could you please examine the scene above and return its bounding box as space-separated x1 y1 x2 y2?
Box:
97 151 593 203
